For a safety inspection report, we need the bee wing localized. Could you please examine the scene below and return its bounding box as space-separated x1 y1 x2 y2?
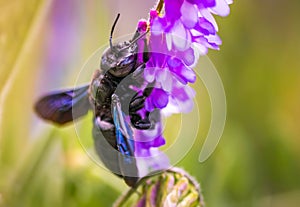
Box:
92 119 122 178
34 84 90 125
112 94 139 186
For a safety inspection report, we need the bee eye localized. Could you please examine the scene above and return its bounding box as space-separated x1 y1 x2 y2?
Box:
108 55 136 78
118 55 134 67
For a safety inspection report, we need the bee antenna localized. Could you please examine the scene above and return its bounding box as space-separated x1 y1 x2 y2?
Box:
119 30 149 52
110 13 120 51
131 30 148 45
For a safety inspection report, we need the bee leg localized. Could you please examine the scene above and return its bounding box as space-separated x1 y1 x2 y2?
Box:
129 87 154 130
130 113 152 130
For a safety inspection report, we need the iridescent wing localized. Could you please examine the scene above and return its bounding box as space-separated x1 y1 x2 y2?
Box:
34 84 90 125
111 94 138 186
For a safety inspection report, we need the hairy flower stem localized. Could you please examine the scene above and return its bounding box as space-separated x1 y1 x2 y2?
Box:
155 0 164 14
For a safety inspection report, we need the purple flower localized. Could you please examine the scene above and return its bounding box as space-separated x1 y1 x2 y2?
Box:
139 0 232 111
131 0 232 171
144 0 232 111
134 118 170 176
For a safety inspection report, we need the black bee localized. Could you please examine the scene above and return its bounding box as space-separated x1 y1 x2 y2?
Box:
34 14 156 187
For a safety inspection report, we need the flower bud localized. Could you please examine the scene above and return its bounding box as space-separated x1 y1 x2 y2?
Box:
114 167 204 207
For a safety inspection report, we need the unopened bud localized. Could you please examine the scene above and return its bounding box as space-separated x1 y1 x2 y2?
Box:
114 167 204 207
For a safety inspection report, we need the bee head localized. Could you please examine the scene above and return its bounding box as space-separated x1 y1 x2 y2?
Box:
101 40 138 78
100 13 138 78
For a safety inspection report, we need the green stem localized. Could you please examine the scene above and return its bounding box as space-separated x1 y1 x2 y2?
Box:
113 184 140 207
113 175 153 207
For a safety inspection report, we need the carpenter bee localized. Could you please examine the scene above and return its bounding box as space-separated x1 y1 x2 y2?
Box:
34 14 156 187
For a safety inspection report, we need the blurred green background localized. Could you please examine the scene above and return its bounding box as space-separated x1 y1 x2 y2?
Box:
1 0 300 206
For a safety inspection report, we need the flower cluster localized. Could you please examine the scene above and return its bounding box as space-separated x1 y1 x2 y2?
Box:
114 167 204 206
145 0 232 112
133 0 232 170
